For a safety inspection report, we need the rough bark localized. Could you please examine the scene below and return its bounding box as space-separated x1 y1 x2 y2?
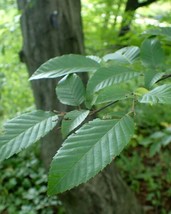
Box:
17 0 143 213
17 0 84 167
60 163 143 214
119 0 157 36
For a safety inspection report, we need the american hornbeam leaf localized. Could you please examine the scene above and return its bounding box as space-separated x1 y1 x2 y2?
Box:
103 46 140 64
140 38 165 68
139 84 171 104
61 110 90 138
48 115 134 195
143 27 171 40
30 54 100 80
0 110 58 161
56 74 85 106
87 65 140 93
144 71 164 88
95 86 131 104
134 87 149 97
86 55 102 63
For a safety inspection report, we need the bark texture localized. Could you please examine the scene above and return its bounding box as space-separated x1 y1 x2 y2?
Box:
17 0 84 167
60 163 143 214
17 0 143 213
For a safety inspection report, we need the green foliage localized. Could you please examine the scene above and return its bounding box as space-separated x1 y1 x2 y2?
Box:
82 0 127 53
95 85 130 104
61 110 90 138
139 84 171 104
135 103 171 130
86 66 140 94
1 1 171 212
1 28 171 196
82 0 171 55
103 46 140 64
116 137 171 213
0 72 5 89
0 150 62 214
0 110 58 161
48 115 134 194
0 2 33 122
144 27 171 40
30 55 100 80
141 38 165 69
140 127 171 157
0 72 5 116
56 74 86 106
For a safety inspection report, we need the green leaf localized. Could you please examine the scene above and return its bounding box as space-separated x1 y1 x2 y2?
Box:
140 38 165 68
143 27 171 40
161 135 171 147
86 55 102 63
149 141 161 157
0 72 5 89
48 115 134 195
103 46 140 64
62 110 90 138
56 74 85 106
30 54 100 80
0 110 58 161
84 93 99 109
87 66 140 93
95 86 131 104
134 87 149 97
139 84 171 104
144 71 164 88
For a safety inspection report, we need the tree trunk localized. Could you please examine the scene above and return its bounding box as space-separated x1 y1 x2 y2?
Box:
17 0 143 213
17 0 85 167
60 163 143 214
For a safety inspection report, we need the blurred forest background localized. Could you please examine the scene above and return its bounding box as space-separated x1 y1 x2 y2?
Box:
0 0 171 213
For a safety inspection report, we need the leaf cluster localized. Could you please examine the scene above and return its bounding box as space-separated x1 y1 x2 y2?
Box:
0 27 171 195
0 150 61 214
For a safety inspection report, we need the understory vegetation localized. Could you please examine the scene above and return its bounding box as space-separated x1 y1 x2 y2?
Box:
0 0 171 213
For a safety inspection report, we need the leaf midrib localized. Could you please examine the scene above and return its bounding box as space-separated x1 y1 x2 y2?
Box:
94 71 139 92
50 119 123 192
0 115 57 153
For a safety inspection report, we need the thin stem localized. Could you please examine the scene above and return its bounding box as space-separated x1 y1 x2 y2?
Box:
90 100 119 116
156 73 171 83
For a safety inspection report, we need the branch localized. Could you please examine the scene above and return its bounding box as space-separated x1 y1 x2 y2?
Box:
138 0 158 8
156 73 171 83
125 0 158 11
90 101 119 116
